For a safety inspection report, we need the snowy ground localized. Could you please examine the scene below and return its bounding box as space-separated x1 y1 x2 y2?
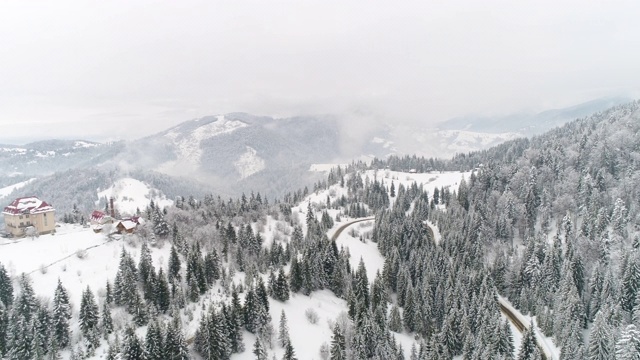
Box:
0 224 172 307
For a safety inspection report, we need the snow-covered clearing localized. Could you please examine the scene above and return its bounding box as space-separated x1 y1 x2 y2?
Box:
234 146 266 179
96 177 173 216
0 177 36 199
362 169 471 196
308 163 348 173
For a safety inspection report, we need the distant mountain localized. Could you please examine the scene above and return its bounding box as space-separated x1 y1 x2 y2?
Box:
438 97 631 136
112 113 395 198
0 139 115 176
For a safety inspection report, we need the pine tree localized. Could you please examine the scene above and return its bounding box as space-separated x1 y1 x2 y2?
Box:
122 326 146 360
282 340 297 360
0 302 7 357
588 310 613 360
275 267 290 301
52 279 72 349
164 315 189 360
146 321 164 360
79 286 100 354
8 312 36 360
330 324 346 360
278 310 290 347
622 257 640 313
389 304 403 333
517 326 537 360
155 268 171 313
106 335 121 360
229 288 245 353
33 303 52 359
253 337 268 360
168 245 182 282
614 324 640 360
0 263 13 307
15 273 38 322
102 301 113 339
131 290 148 326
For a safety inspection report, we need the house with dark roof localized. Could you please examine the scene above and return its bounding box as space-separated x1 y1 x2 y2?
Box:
2 196 56 237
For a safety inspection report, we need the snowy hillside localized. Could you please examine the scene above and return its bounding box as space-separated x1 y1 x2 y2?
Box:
0 177 36 200
97 178 173 216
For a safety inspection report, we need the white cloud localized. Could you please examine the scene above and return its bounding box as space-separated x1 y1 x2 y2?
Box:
1 0 639 142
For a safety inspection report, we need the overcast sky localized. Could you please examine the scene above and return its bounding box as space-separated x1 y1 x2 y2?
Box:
1 0 639 143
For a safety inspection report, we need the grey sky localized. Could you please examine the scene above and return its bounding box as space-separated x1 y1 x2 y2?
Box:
1 0 639 143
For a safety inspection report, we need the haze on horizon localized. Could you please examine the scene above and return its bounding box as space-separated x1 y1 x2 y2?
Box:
1 0 639 144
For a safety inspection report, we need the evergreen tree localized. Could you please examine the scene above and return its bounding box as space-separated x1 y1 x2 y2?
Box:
102 301 113 339
389 304 403 333
588 311 613 360
146 321 165 360
122 326 146 360
253 337 268 360
15 273 38 322
33 303 51 359
278 310 290 347
282 340 297 360
0 302 7 357
8 312 35 360
155 268 171 313
0 263 13 307
330 324 346 360
517 326 538 360
52 279 72 349
615 324 640 360
79 286 100 354
164 315 189 360
168 245 182 282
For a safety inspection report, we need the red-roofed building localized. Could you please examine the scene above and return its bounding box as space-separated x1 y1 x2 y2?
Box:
2 196 56 237
90 210 114 233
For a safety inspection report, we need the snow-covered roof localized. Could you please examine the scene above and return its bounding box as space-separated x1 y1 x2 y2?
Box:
117 220 137 230
2 196 55 215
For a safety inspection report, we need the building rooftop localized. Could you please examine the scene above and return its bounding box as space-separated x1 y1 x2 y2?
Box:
2 196 55 215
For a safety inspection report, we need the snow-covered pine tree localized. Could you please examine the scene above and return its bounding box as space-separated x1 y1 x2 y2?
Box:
155 267 171 313
121 326 145 360
79 286 100 354
102 301 113 339
0 263 13 307
278 310 290 348
329 324 346 360
282 340 297 360
145 321 164 360
614 324 640 360
52 279 71 349
516 325 538 360
168 245 182 282
253 336 268 360
588 310 613 360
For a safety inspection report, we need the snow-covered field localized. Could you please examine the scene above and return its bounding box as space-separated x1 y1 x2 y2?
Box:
0 224 171 307
96 177 173 215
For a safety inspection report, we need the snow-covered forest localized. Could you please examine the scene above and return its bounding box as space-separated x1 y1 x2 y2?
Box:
1 101 640 359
